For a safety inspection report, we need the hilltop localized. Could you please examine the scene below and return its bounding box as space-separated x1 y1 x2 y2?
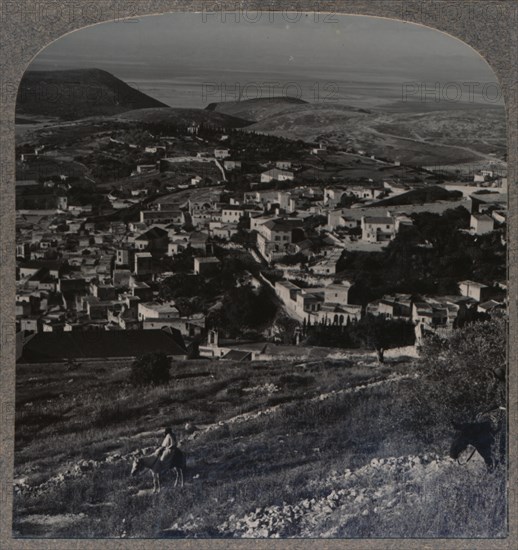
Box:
206 96 309 123
16 69 168 120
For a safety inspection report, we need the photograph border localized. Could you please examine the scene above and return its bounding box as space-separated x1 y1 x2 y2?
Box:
1 0 516 548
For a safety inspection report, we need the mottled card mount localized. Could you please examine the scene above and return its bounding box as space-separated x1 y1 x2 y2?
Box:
0 1 516 548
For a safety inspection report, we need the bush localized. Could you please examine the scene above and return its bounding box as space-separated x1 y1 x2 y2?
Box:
130 352 171 387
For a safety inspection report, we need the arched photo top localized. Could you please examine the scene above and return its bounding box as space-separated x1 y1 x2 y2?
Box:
11 10 509 541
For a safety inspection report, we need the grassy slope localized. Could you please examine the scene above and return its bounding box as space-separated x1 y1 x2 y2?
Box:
13 354 506 539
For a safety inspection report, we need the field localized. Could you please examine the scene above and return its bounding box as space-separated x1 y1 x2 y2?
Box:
13 351 506 539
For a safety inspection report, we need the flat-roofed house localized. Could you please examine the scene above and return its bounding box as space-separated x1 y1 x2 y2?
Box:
221 206 245 224
459 280 490 302
140 210 185 225
470 213 495 235
327 209 358 230
275 280 359 324
275 280 302 306
260 168 294 183
361 216 396 243
138 302 180 321
317 282 352 306
257 219 300 262
194 257 221 275
224 160 242 171
368 294 413 320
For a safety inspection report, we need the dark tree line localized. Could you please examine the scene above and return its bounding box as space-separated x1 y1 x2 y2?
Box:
305 315 415 353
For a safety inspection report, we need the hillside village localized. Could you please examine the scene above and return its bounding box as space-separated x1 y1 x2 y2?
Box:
15 110 508 364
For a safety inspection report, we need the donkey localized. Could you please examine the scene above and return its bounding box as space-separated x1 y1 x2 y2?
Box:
130 447 186 493
450 418 506 471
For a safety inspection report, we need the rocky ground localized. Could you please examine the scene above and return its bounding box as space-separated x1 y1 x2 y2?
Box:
15 446 488 538
216 453 461 538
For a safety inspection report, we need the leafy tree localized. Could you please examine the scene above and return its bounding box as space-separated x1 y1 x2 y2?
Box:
159 274 208 301
416 317 506 424
349 315 415 352
454 305 491 328
169 248 195 273
130 352 171 387
277 252 307 266
213 285 278 337
339 194 359 208
276 317 301 344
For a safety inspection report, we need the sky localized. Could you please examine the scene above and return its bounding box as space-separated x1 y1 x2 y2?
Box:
28 12 502 109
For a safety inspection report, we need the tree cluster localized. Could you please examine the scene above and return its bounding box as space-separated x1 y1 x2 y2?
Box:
339 207 505 305
305 314 415 352
209 285 279 338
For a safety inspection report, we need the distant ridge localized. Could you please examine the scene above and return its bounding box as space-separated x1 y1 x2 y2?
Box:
16 68 168 120
206 96 309 122
206 96 308 110
111 107 253 129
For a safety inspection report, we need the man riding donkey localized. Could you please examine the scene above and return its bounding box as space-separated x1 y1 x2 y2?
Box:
130 427 185 492
153 427 178 467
